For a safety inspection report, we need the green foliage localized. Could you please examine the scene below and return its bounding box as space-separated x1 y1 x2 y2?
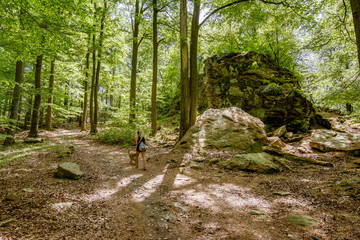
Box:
96 127 133 146
1 0 359 133
289 87 304 97
97 118 150 147
260 83 283 96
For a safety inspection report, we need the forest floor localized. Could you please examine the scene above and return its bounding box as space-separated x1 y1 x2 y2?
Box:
1 128 360 240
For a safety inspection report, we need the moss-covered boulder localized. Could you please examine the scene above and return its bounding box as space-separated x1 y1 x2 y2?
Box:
200 52 315 132
232 152 280 173
54 162 84 180
287 214 318 227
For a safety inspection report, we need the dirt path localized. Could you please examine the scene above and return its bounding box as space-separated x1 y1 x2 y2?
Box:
1 129 360 239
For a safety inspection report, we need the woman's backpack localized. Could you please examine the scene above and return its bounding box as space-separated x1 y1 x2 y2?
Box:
139 137 146 151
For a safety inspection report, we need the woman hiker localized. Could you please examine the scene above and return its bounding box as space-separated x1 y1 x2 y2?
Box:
135 130 147 170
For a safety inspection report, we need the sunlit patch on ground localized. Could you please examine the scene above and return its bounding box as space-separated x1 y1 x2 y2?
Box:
131 174 165 202
117 174 143 187
80 174 143 202
131 167 169 202
273 196 310 209
51 202 75 212
173 174 197 188
172 183 271 213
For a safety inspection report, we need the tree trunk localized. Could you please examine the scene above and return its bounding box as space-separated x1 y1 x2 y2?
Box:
39 108 44 127
94 1 107 134
90 32 96 134
45 59 55 130
4 60 23 145
28 55 43 138
81 37 91 132
24 95 32 129
350 0 360 68
179 0 190 139
189 0 200 127
346 103 353 114
129 0 140 123
151 0 158 136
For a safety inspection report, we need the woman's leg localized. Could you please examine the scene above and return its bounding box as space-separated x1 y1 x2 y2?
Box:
135 152 140 168
141 152 146 169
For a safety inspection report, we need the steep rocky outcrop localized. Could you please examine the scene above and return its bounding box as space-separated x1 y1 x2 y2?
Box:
200 52 315 132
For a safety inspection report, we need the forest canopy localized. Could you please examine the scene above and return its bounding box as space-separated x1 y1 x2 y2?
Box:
0 0 359 142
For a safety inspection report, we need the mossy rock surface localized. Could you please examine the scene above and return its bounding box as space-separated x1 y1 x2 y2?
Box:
232 153 280 174
287 214 318 227
199 52 315 132
54 162 84 180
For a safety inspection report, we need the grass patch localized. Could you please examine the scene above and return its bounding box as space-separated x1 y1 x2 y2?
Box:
0 141 60 167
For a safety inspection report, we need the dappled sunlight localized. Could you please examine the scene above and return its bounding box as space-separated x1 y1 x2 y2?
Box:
131 166 169 203
117 174 143 187
80 174 143 202
273 196 310 208
193 128 207 151
173 174 197 189
171 183 271 214
131 174 165 203
1 143 57 159
2 152 37 163
51 202 76 212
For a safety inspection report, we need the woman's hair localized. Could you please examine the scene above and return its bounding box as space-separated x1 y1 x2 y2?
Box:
137 130 141 137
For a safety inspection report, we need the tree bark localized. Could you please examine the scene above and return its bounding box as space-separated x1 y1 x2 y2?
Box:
90 32 96 134
81 36 91 132
129 0 140 123
45 59 55 130
4 60 23 145
151 0 158 135
24 95 32 129
28 55 43 138
350 0 360 68
189 0 200 127
179 0 190 139
93 1 107 134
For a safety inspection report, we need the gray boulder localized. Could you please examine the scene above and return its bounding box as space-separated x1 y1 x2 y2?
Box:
54 162 84 180
174 107 268 151
310 129 360 155
232 152 280 174
287 214 318 227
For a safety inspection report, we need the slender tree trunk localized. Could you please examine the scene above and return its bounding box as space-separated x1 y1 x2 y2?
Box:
81 38 91 131
151 0 158 135
4 60 23 145
350 0 360 68
94 1 107 134
129 0 140 123
90 33 96 134
28 55 43 138
45 59 55 130
24 95 32 129
189 0 200 127
179 0 190 139
39 108 44 126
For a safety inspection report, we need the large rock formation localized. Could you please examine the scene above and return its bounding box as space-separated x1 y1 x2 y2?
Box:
173 107 268 151
200 52 315 132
